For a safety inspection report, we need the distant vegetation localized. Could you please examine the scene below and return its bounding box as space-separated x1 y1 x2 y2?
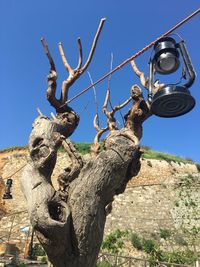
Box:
0 146 28 153
141 146 195 165
0 143 199 167
100 229 200 265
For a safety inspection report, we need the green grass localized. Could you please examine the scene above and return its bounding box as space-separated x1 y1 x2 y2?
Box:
0 146 28 153
58 142 91 154
1 144 198 167
142 149 195 165
74 142 91 154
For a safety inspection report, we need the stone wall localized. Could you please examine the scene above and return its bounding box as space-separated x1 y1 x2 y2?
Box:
105 159 200 235
0 150 200 243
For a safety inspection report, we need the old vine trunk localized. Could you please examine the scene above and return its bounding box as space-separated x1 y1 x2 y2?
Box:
20 19 152 267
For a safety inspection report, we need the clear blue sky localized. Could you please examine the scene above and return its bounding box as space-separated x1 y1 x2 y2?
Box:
0 1 200 162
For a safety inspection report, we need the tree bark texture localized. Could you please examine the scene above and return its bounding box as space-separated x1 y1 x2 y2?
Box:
21 113 142 267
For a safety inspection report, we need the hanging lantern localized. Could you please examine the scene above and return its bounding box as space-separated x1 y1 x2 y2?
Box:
3 178 13 199
149 36 196 118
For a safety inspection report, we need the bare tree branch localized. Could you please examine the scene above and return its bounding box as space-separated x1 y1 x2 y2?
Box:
130 60 149 89
102 88 132 131
102 88 110 116
37 107 44 116
58 42 73 74
88 71 99 125
76 37 83 69
57 18 105 105
107 53 114 109
112 97 132 113
90 114 108 156
131 59 166 97
46 69 61 110
41 38 62 109
82 18 106 71
88 71 108 156
41 37 56 71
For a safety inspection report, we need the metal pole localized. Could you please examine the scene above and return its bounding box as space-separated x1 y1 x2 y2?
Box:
28 228 35 259
148 59 154 102
7 215 15 243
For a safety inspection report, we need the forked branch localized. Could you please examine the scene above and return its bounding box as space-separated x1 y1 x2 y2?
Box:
88 71 108 155
58 18 106 104
41 18 106 111
102 89 132 131
91 114 108 156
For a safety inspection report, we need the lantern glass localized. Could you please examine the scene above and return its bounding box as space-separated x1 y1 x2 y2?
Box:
153 37 180 74
156 52 179 74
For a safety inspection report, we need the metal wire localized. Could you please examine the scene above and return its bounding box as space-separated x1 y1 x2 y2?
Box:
2 162 27 180
64 8 200 106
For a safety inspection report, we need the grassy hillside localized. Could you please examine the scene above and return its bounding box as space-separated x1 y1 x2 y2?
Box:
0 143 199 167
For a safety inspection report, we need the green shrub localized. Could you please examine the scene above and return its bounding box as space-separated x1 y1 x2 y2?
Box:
160 250 197 265
40 256 47 263
159 228 171 240
33 243 46 258
141 145 151 151
96 261 112 267
130 231 198 265
101 229 128 254
143 239 156 254
131 233 143 250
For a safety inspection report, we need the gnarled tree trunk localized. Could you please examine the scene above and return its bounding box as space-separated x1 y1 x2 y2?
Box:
21 20 152 267
21 119 141 267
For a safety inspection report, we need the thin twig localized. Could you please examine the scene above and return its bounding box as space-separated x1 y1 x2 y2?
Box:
88 71 99 125
37 107 44 116
76 38 83 69
93 114 100 132
108 53 114 110
58 42 73 74
102 89 110 115
82 18 106 71
130 60 149 89
50 112 56 120
119 106 125 127
41 38 56 71
112 97 132 113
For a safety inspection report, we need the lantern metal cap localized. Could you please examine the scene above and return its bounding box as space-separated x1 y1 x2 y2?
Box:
154 37 177 49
